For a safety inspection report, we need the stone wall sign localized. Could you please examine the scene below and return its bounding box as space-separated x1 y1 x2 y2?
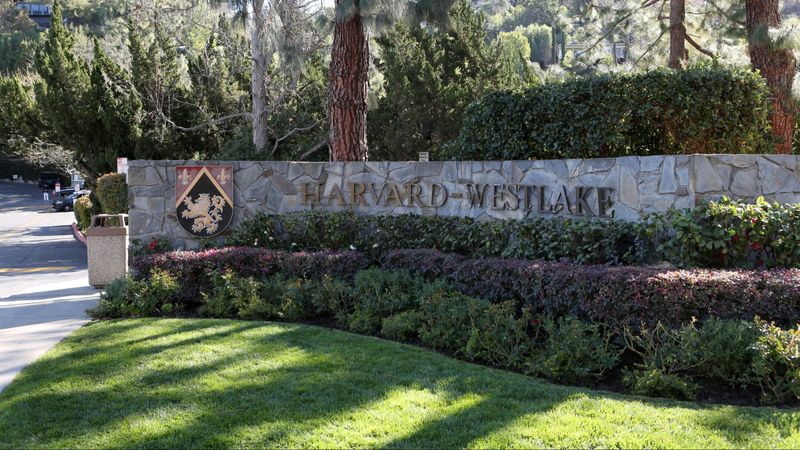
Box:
128 155 800 248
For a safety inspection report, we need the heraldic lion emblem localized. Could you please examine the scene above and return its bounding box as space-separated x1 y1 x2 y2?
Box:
181 193 226 235
176 165 234 237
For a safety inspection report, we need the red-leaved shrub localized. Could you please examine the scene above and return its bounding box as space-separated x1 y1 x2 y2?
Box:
381 249 800 330
132 247 369 305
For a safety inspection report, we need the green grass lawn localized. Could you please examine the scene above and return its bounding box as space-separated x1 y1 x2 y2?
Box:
0 319 798 448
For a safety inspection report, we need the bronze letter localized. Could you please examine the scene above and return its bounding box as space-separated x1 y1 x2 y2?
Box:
430 183 449 208
598 187 615 217
492 184 504 209
551 185 572 214
300 183 321 206
505 184 521 211
538 186 549 213
405 183 424 207
368 183 388 205
466 184 489 208
349 183 367 206
384 183 404 206
575 187 594 216
326 184 346 206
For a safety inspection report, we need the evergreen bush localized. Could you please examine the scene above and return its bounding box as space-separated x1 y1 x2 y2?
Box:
95 173 128 214
74 195 93 231
444 64 772 160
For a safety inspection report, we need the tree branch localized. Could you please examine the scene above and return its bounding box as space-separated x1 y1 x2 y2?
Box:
271 119 324 154
162 111 252 132
634 26 669 65
580 0 661 56
298 139 328 160
685 34 716 58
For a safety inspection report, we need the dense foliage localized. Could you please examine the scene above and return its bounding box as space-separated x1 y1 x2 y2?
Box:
73 195 93 230
130 248 369 305
382 249 800 331
226 197 800 269
445 65 773 160
94 172 128 214
226 210 647 265
368 1 536 160
642 197 800 269
103 248 800 404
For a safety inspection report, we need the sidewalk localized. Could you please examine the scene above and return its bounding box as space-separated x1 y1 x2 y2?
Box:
0 181 99 392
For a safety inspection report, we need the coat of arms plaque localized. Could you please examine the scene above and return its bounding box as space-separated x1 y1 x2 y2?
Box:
175 165 234 237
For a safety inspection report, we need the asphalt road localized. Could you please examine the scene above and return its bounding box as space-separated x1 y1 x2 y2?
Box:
0 181 99 391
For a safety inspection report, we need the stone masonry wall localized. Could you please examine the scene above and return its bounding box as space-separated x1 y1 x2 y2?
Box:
128 155 800 248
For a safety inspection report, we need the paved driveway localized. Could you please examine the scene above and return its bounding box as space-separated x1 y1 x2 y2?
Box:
0 181 99 391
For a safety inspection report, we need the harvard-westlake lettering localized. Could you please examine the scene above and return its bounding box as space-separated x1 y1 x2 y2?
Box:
298 182 615 217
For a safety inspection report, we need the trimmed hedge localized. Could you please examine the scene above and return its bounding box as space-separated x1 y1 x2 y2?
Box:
226 210 649 265
74 195 93 231
133 246 800 332
381 249 800 330
95 173 128 214
226 197 800 269
131 248 369 306
444 65 772 160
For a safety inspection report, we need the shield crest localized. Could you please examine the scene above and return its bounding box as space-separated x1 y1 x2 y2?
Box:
175 165 234 237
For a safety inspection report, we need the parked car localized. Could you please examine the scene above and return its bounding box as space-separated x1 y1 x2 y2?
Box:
52 190 90 212
38 172 64 190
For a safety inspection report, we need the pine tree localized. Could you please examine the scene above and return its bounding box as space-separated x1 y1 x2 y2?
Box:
187 21 246 156
34 0 98 175
369 0 532 160
746 0 796 154
89 37 143 167
128 20 195 160
329 0 456 161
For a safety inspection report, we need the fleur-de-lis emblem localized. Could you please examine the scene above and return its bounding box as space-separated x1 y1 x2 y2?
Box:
216 168 231 184
179 168 191 186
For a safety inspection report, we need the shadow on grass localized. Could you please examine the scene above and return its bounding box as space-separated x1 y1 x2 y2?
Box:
0 319 797 448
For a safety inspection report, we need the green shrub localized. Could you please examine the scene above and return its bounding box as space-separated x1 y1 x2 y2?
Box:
465 302 532 369
235 275 287 320
445 64 771 160
750 319 800 404
89 276 137 318
348 269 442 335
625 319 758 383
643 197 800 269
74 195 93 231
381 310 424 342
624 320 703 378
624 369 699 401
694 319 759 386
130 236 173 258
228 210 649 266
89 270 180 318
229 198 800 269
308 275 355 327
200 270 262 318
528 316 619 383
95 172 129 214
281 278 318 321
418 290 490 354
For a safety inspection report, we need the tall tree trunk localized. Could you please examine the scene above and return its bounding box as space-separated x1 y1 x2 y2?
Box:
668 0 687 69
746 0 796 154
250 0 270 155
328 0 369 161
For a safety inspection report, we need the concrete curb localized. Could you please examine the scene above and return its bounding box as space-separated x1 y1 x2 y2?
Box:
71 223 87 246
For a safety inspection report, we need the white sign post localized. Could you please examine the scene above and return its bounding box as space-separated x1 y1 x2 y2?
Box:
117 157 129 178
418 152 430 162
